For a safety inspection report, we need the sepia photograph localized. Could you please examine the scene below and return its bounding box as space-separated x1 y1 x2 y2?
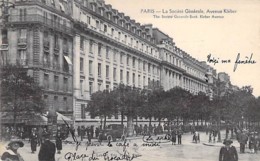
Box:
0 0 260 160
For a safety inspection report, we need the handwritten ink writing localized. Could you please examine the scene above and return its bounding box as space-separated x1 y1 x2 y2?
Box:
64 150 141 161
116 140 130 151
207 54 219 65
141 134 170 147
233 53 256 72
64 152 88 161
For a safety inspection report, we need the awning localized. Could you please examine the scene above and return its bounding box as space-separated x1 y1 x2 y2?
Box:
1 112 48 126
56 112 73 124
64 55 72 65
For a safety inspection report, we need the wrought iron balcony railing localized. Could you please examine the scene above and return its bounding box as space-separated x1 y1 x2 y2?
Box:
8 14 73 34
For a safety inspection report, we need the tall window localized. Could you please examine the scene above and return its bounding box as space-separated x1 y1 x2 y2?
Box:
120 53 123 64
138 75 141 86
126 71 129 84
54 34 59 49
127 55 129 66
43 31 49 48
54 96 58 110
143 61 146 71
98 63 101 77
124 35 127 43
106 65 109 78
80 58 84 72
63 77 68 92
113 50 117 62
89 40 93 53
98 43 102 56
43 52 50 66
44 74 49 89
113 68 116 80
54 75 59 91
18 50 27 65
120 70 123 82
80 36 84 50
104 24 107 32
148 63 151 73
18 29 27 43
81 104 86 119
80 80 84 96
96 20 100 29
132 57 135 68
53 55 59 70
106 46 109 59
87 16 91 24
118 32 121 40
132 73 135 85
143 76 146 86
89 82 93 95
19 8 27 21
111 28 114 36
89 60 93 76
1 29 8 44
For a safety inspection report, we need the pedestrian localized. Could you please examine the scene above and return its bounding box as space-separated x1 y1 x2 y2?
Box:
56 131 62 154
144 124 148 135
30 128 38 153
37 127 43 145
219 139 238 161
90 126 94 139
194 131 199 143
95 127 100 138
77 126 81 137
249 134 256 154
38 133 56 161
177 128 183 145
209 131 212 143
80 126 85 141
1 138 25 161
238 130 248 153
171 129 177 145
86 126 91 144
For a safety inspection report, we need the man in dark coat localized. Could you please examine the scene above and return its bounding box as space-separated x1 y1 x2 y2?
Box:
30 128 38 153
219 139 238 161
177 128 183 145
238 130 248 153
56 131 62 154
38 133 56 161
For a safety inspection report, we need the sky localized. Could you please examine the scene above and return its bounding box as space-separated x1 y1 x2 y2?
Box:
105 0 260 97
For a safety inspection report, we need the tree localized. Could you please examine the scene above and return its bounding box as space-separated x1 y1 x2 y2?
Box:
163 87 192 126
139 81 164 126
87 90 116 129
0 64 45 129
190 92 210 125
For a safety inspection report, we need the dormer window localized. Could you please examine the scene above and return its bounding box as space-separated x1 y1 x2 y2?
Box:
114 17 118 24
91 4 96 12
107 13 111 20
132 27 136 33
121 20 124 27
100 9 104 16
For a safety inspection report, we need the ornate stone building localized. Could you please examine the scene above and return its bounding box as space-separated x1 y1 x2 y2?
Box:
0 0 74 117
1 0 215 127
